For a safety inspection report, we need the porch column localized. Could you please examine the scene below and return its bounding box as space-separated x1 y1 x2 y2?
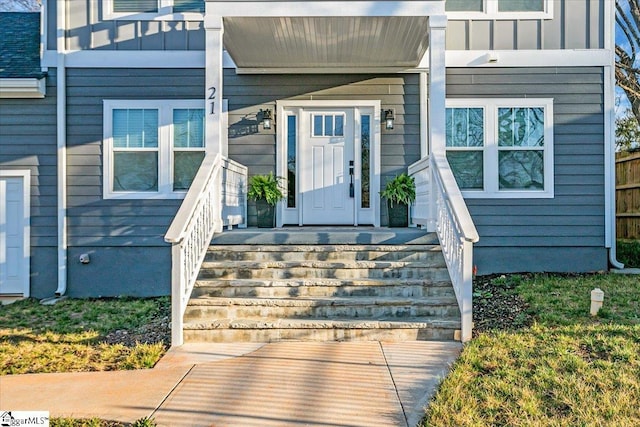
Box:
428 15 447 155
427 14 447 232
204 5 225 156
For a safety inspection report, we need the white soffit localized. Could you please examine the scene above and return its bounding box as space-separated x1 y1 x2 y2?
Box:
223 16 430 70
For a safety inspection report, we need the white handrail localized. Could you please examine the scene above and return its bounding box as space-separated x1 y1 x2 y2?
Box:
431 153 479 343
165 153 224 347
431 154 480 243
409 152 479 343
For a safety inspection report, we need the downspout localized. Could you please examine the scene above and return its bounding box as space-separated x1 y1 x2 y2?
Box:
604 0 624 270
605 65 624 270
55 0 68 295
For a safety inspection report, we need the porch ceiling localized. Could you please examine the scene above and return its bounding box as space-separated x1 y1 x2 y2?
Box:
223 16 430 71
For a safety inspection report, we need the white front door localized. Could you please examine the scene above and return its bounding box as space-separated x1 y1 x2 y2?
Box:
0 173 29 295
300 109 355 225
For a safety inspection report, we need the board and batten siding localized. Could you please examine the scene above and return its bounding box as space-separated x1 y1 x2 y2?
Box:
53 0 604 53
65 68 205 297
444 67 607 273
447 0 604 50
223 71 421 226
62 0 204 51
0 71 58 298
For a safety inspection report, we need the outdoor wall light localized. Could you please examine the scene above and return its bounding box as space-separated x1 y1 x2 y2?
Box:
384 109 395 130
260 109 273 130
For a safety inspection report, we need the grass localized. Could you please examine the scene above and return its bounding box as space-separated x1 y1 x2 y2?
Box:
618 239 640 268
422 273 640 427
0 297 168 375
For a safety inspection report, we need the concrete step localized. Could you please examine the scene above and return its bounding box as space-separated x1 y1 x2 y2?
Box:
205 245 443 262
184 296 460 321
198 260 446 280
182 317 461 343
191 278 455 299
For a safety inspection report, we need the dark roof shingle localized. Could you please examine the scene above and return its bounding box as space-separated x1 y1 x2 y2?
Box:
0 12 45 79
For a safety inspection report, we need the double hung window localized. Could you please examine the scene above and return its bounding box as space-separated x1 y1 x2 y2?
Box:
107 0 204 19
445 0 551 19
104 100 206 199
445 99 554 198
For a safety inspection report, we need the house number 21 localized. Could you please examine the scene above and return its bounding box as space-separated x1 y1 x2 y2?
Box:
208 86 216 115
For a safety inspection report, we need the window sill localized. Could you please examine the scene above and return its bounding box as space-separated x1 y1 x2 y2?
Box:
461 190 554 199
103 191 187 200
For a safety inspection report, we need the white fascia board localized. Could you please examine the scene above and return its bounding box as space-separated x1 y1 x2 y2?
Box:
208 1 445 18
42 50 212 68
235 66 411 74
0 78 46 98
42 50 238 69
418 49 613 68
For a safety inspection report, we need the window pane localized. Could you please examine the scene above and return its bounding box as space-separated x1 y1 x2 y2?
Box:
499 107 544 147
499 150 544 190
313 115 323 136
446 0 483 11
324 115 333 136
287 115 297 208
446 108 483 147
143 109 158 148
335 115 344 136
361 115 371 208
113 110 129 148
113 109 158 148
173 0 204 13
446 151 484 190
498 0 544 12
114 152 158 192
113 0 158 13
174 108 204 148
173 151 205 191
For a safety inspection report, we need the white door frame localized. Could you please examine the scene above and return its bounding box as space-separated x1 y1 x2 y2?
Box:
0 169 31 297
276 100 381 227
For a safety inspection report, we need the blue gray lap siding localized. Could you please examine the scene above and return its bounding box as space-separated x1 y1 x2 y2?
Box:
64 68 205 297
62 66 606 297
446 67 607 273
0 72 58 298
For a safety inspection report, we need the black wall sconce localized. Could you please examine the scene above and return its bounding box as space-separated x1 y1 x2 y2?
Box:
259 109 273 130
384 109 395 130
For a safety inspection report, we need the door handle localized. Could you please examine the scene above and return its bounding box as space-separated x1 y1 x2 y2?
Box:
349 161 355 198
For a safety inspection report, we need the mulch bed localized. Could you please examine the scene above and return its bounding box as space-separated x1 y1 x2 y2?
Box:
472 274 532 336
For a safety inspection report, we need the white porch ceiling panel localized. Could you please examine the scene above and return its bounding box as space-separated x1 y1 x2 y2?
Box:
223 16 430 70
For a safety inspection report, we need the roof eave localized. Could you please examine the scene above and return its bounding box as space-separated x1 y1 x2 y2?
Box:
0 77 46 98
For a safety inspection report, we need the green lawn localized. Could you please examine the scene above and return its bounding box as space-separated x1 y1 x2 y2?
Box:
422 273 640 426
0 297 169 375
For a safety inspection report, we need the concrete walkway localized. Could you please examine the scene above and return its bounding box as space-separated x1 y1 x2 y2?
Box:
0 341 461 427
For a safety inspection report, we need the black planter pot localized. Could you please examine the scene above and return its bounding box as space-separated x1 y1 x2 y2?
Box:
256 199 275 228
387 201 409 228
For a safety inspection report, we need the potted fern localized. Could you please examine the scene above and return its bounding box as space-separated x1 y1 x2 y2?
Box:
380 173 416 227
247 172 285 228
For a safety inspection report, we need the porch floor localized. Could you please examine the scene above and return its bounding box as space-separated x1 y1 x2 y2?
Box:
212 226 438 246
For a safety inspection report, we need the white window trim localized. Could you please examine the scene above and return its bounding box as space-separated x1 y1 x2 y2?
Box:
103 99 207 200
446 0 553 20
103 0 204 21
446 98 554 199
